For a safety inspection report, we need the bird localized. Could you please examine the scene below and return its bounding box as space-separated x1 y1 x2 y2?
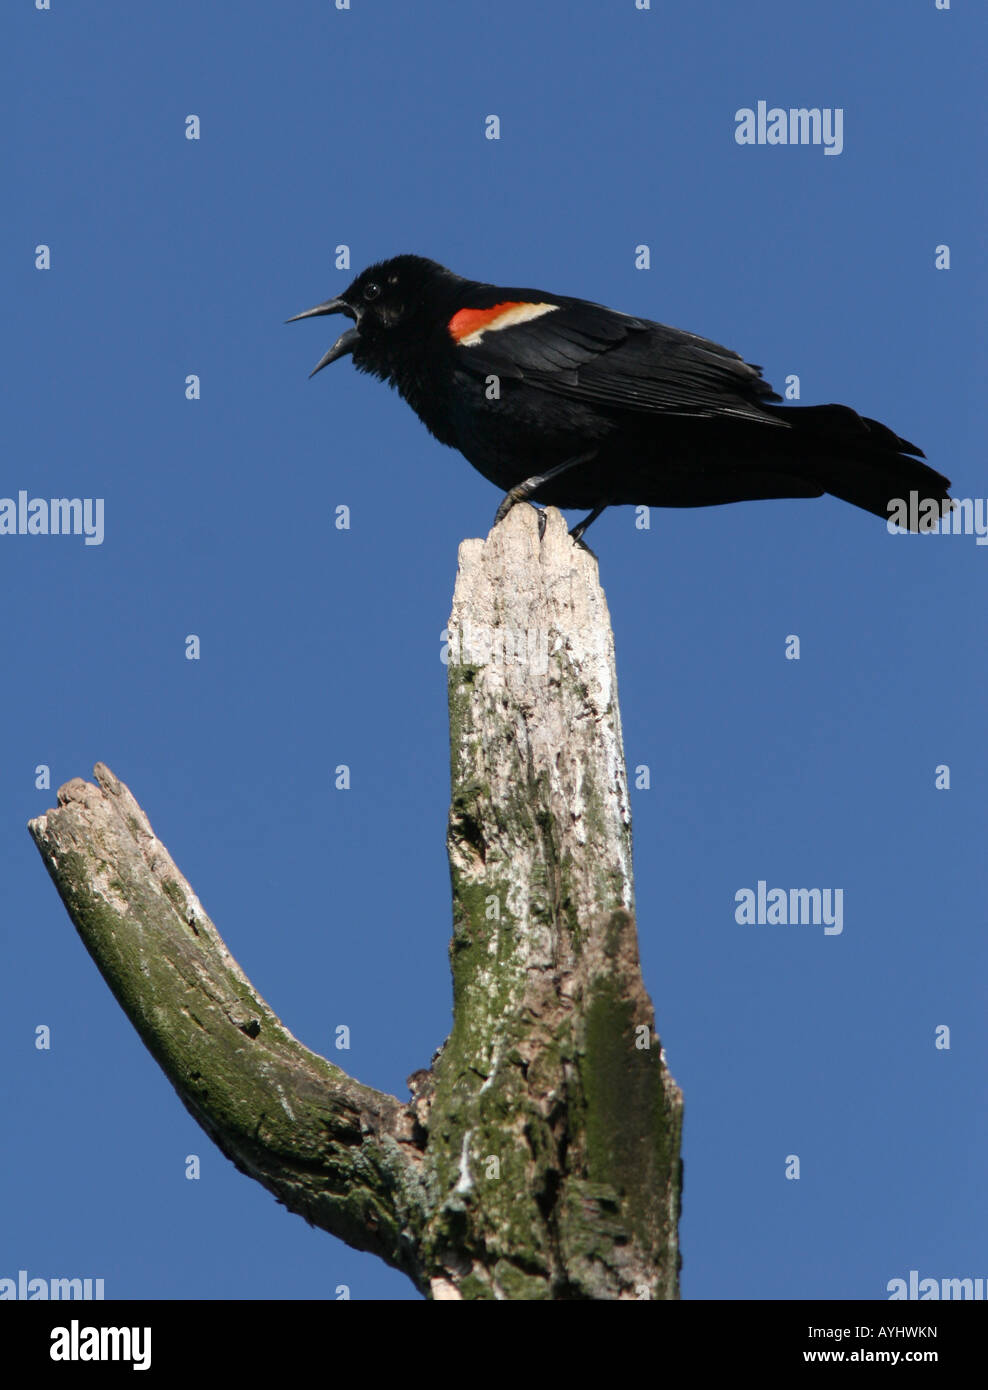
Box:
287 254 952 542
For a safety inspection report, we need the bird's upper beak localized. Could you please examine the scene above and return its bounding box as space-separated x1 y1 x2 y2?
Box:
285 297 360 377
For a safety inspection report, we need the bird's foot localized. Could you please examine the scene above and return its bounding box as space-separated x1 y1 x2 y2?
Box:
491 453 600 533
568 504 607 545
492 485 529 529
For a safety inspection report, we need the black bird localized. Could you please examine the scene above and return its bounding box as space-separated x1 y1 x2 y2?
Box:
288 255 951 540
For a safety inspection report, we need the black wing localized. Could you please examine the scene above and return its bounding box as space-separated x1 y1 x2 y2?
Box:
451 295 786 427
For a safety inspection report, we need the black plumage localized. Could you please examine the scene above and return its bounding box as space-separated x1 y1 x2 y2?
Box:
288 255 952 537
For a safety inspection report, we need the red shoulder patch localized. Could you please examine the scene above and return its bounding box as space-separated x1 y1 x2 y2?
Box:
448 300 558 347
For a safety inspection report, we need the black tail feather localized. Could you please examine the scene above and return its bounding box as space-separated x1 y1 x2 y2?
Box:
764 403 952 524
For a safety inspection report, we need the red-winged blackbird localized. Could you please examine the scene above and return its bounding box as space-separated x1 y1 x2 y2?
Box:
288 255 951 540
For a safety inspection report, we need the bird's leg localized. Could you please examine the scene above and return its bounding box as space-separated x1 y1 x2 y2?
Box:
569 504 607 544
492 451 598 529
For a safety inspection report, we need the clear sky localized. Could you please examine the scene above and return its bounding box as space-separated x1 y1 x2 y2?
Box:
3 0 985 1301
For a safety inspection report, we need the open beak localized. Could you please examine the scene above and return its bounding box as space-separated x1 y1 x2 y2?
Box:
285 297 360 377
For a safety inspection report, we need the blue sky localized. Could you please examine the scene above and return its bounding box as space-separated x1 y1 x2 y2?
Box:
3 0 985 1300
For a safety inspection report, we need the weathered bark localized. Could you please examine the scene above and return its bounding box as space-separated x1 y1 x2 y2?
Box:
27 763 426 1276
28 503 682 1299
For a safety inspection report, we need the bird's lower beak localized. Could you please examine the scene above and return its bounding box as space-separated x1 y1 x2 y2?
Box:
285 297 360 377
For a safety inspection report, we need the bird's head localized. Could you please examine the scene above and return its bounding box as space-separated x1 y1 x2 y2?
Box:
287 255 458 379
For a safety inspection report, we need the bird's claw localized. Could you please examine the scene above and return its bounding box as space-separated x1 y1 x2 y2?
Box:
492 489 524 528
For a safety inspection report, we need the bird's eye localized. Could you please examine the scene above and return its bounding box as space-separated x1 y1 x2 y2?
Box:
363 282 381 302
